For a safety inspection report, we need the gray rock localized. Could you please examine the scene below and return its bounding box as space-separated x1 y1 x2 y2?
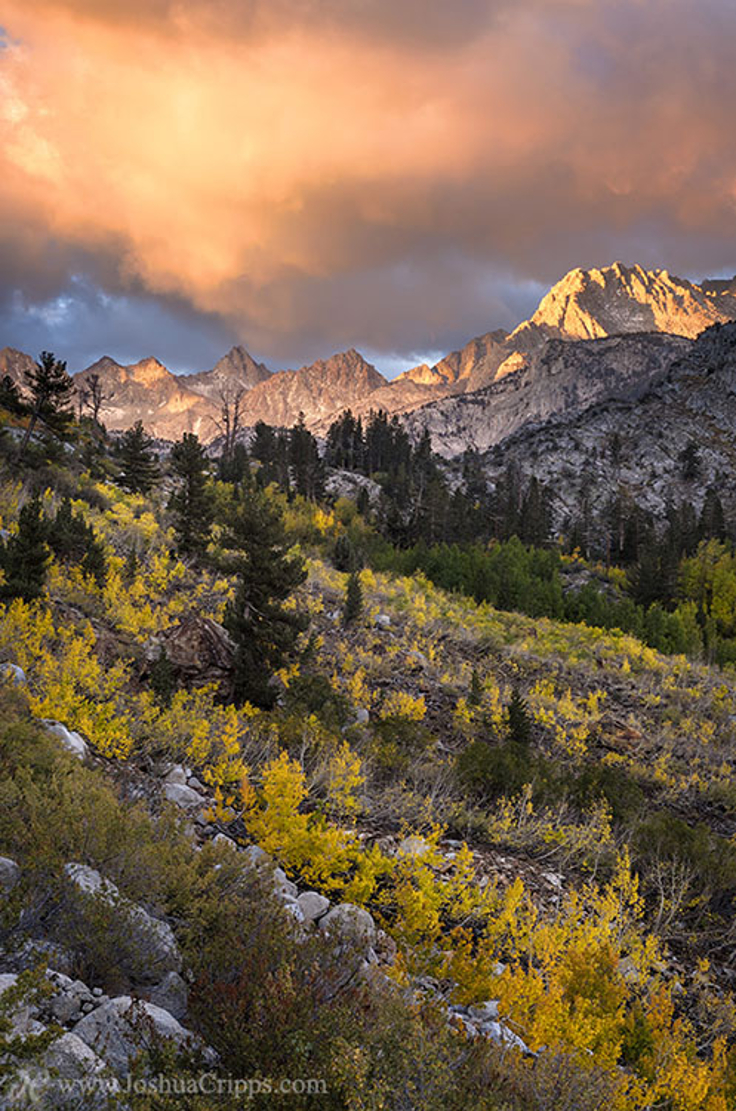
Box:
353 707 370 725
283 901 306 924
39 721 88 760
373 613 392 629
406 650 429 670
64 863 181 982
148 971 188 1022
48 979 91 1025
319 903 376 950
73 996 215 1076
0 972 38 1036
241 844 270 869
163 765 189 787
296 891 330 922
1 662 26 687
272 867 298 898
397 836 430 858
212 833 238 851
163 782 208 811
479 1020 531 1055
44 1031 109 1079
0 856 20 894
13 940 75 976
468 1000 499 1022
187 776 206 792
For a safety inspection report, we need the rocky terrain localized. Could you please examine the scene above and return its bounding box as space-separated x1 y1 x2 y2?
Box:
5 262 736 445
179 345 272 402
471 321 736 533
406 331 691 457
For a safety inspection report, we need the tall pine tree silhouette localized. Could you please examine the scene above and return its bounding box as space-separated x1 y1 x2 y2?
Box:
118 421 159 494
168 433 213 556
222 482 307 707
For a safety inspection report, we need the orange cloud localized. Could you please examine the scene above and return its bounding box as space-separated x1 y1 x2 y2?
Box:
1 0 736 360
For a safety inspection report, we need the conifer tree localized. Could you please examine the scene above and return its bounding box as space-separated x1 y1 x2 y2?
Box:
47 497 107 586
289 415 324 501
506 686 532 746
343 571 363 625
0 374 24 416
20 351 74 456
0 496 49 602
168 433 213 556
222 482 308 707
699 487 726 542
117 421 159 494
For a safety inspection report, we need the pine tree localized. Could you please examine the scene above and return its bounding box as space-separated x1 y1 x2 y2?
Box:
0 374 25 416
0 496 50 602
117 421 159 494
47 497 107 586
343 571 363 625
506 686 532 746
289 415 324 501
168 433 214 556
222 482 308 708
699 487 726 541
333 533 360 572
20 351 74 456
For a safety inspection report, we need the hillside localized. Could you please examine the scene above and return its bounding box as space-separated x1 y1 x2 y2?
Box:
3 390 736 1107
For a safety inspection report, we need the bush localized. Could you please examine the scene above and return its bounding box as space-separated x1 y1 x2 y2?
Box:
458 738 543 801
569 764 645 825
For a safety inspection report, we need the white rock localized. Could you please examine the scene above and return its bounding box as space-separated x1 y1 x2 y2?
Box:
0 856 20 894
40 720 88 760
397 836 430 858
163 765 189 787
319 903 376 950
241 844 270 869
353 707 370 725
296 891 330 922
73 996 215 1077
272 867 298 898
468 1000 499 1022
480 1020 531 1055
374 613 392 629
283 901 306 923
64 863 181 981
148 971 188 1022
0 662 26 686
44 1031 108 1079
163 782 208 811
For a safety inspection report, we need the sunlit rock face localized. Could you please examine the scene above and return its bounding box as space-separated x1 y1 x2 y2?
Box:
528 262 736 340
404 332 690 458
6 262 736 442
180 345 272 402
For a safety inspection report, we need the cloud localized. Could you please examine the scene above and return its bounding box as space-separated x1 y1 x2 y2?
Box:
1 0 735 369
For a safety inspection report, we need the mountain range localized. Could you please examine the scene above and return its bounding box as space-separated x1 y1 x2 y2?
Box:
2 262 736 445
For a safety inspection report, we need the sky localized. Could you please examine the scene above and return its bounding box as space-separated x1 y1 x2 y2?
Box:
1 0 735 378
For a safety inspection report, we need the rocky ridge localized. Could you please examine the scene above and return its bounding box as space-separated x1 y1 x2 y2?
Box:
469 320 736 532
4 263 736 445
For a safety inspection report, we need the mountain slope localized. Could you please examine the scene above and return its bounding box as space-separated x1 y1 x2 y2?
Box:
180 345 271 402
74 356 218 440
237 348 386 429
474 321 736 531
0 346 38 388
405 331 690 457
